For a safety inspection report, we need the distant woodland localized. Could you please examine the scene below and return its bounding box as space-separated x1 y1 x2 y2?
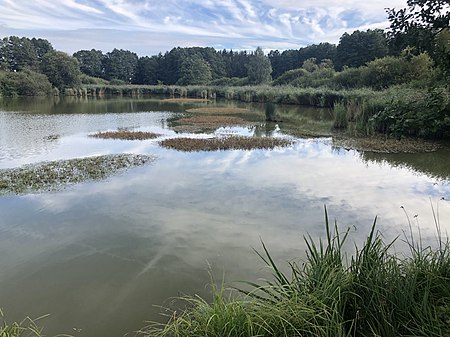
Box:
0 0 448 95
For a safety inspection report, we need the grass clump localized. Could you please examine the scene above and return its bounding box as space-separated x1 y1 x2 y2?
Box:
159 136 293 152
142 207 450 337
90 130 161 140
0 154 155 195
0 309 46 337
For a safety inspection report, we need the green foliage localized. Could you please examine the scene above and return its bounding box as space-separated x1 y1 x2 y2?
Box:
0 69 52 96
335 29 388 70
41 51 81 89
134 56 160 85
273 68 309 86
333 103 348 129
247 47 272 85
73 49 104 78
0 309 45 337
370 87 450 138
386 0 449 57
103 48 138 82
177 54 212 85
79 74 109 85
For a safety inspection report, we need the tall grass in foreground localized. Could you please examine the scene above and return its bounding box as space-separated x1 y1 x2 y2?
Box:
141 207 450 337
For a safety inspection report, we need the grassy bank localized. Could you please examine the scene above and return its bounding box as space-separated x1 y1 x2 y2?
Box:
141 208 450 337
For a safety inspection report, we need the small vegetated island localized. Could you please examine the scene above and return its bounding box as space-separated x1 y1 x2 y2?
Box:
0 1 449 336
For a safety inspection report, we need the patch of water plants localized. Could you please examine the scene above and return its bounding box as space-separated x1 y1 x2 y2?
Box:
141 208 450 337
0 154 155 195
90 130 161 140
159 136 293 152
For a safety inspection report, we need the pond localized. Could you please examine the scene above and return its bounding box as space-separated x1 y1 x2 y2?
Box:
0 96 449 337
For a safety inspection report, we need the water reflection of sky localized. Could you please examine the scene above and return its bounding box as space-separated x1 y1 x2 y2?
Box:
1 99 450 336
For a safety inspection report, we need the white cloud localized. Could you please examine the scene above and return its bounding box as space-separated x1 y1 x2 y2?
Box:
0 0 410 54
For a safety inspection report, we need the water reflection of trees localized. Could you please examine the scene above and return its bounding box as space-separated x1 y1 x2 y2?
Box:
360 147 450 181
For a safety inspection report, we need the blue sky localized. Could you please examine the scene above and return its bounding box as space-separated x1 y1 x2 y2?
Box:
0 0 408 56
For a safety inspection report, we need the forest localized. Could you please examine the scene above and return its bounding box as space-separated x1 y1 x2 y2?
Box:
0 0 449 138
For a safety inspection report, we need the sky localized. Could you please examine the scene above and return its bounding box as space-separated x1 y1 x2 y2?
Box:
0 0 409 56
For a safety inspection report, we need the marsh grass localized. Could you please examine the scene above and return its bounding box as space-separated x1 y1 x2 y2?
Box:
0 309 54 337
90 131 161 140
142 207 450 337
0 154 155 195
159 136 293 152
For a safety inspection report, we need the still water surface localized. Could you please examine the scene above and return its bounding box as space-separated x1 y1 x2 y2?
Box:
1 96 449 336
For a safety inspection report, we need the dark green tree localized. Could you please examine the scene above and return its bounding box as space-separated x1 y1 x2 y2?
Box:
134 56 161 84
30 38 53 63
335 29 388 70
386 0 449 74
103 48 138 82
1 36 39 71
41 51 81 89
73 49 104 78
177 54 212 85
247 47 272 84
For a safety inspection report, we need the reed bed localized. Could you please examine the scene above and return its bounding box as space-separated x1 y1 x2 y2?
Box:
90 130 161 140
141 207 450 337
0 154 155 194
159 136 293 152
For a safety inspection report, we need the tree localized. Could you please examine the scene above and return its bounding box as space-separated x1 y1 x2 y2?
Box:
247 47 272 84
177 54 212 85
103 48 138 82
73 49 104 78
335 30 388 70
1 36 39 71
30 38 53 63
386 0 450 73
41 51 81 89
134 56 161 84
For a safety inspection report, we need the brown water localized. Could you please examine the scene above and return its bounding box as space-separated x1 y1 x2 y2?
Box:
1 96 449 337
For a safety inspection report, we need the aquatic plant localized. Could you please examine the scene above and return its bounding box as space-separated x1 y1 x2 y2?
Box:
90 131 161 140
159 136 293 152
186 107 251 114
0 154 155 195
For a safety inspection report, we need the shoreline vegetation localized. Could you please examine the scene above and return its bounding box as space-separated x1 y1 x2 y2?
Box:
140 209 450 337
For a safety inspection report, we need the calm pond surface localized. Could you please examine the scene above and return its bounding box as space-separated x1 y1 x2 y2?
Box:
1 96 450 336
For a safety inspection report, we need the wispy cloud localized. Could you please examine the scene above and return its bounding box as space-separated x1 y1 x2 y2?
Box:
0 0 408 55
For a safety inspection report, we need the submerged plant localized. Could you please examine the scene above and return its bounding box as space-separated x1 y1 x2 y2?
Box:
0 154 155 195
90 131 161 140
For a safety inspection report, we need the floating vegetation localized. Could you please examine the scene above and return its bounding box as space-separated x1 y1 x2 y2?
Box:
186 107 251 114
333 136 440 153
0 154 156 195
90 131 161 140
159 136 293 152
162 98 209 103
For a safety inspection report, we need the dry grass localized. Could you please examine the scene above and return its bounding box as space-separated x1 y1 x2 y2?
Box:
90 130 161 140
159 136 293 152
162 98 209 103
186 107 251 114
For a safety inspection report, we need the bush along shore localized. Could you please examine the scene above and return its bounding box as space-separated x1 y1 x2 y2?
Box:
140 208 450 337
